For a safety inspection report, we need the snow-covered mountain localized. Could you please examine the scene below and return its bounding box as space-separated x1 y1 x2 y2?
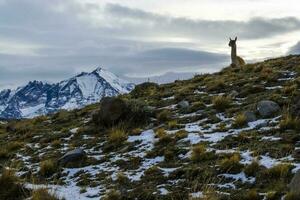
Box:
0 68 134 119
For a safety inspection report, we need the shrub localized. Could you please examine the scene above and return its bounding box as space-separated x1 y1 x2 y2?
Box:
0 149 9 159
155 128 174 145
0 169 28 199
167 120 178 129
285 192 300 200
279 115 299 130
263 164 292 179
7 141 23 151
242 189 260 200
143 166 163 181
283 84 297 96
164 148 177 161
219 154 243 173
191 144 206 162
216 122 227 132
39 159 58 177
156 109 172 122
233 113 247 128
116 172 129 185
175 130 188 140
51 140 61 148
207 79 226 92
130 82 159 98
108 128 127 145
32 188 59 200
103 189 122 200
244 160 260 177
212 96 232 111
93 97 151 128
190 102 206 112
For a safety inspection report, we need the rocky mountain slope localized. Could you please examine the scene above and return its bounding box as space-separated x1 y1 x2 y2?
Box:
1 55 300 200
0 68 134 119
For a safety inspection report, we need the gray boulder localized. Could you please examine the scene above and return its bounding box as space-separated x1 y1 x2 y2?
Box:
59 148 86 165
289 170 300 195
230 90 239 98
244 111 256 122
178 100 189 109
257 100 280 118
94 97 129 126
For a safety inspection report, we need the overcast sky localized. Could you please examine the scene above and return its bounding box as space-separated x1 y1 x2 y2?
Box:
0 0 300 89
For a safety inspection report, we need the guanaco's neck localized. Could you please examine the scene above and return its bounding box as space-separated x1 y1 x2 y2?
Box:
231 44 237 60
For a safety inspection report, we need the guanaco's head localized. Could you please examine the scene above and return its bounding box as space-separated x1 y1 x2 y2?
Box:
228 37 237 47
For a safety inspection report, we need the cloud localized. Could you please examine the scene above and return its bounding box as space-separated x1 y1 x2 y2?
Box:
104 3 300 40
289 42 300 54
0 0 299 88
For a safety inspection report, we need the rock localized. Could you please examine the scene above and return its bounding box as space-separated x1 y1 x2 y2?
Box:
94 97 129 126
244 111 256 122
289 170 300 195
178 100 189 109
145 106 156 113
230 90 239 98
293 149 300 159
58 148 86 165
257 100 280 118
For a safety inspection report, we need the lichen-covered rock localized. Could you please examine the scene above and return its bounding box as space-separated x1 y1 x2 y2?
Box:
257 100 280 117
58 148 86 165
93 97 129 127
230 90 239 98
244 111 256 122
177 100 189 109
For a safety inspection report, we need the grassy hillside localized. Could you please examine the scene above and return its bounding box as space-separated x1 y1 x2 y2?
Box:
1 55 300 200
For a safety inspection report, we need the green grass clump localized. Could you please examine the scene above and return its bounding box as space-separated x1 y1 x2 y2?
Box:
242 189 260 200
0 169 28 200
155 128 174 145
190 101 206 112
175 130 188 140
103 189 122 200
156 109 172 122
39 159 58 177
233 113 248 128
108 128 127 145
191 144 215 162
167 120 178 129
244 160 260 177
263 164 292 179
32 188 60 200
279 115 299 130
219 154 243 173
282 84 297 96
207 79 226 92
51 140 61 148
212 96 232 111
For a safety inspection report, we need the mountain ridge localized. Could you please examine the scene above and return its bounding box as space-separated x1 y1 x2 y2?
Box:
0 67 134 119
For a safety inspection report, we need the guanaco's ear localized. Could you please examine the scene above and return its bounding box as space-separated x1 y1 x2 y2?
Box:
235 37 237 41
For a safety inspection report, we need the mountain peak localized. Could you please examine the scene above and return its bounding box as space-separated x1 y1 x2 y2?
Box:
0 67 134 119
93 67 104 73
